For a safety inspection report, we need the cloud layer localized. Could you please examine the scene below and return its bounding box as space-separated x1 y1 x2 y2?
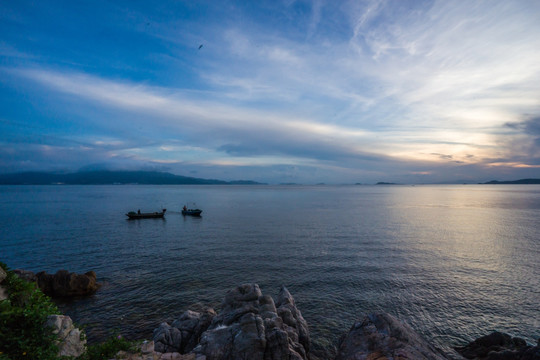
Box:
1 0 539 183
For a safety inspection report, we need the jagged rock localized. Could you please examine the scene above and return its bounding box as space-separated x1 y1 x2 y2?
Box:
455 331 540 359
36 269 100 297
0 267 7 301
216 283 263 326
276 286 310 357
146 284 540 360
13 268 101 297
154 284 311 360
172 308 217 352
335 312 449 360
0 267 6 283
140 340 155 354
45 314 86 357
155 353 200 360
192 284 268 359
154 322 184 353
109 341 203 360
195 312 267 359
13 269 37 282
154 308 216 353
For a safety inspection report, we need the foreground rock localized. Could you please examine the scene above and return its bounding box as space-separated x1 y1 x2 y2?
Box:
335 312 449 360
0 267 7 300
46 315 87 357
154 308 216 354
105 283 540 360
455 331 540 360
153 284 311 360
12 268 37 282
14 269 100 297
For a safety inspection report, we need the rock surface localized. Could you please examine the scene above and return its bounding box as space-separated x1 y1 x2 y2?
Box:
46 314 87 357
37 269 100 297
455 331 540 360
153 284 312 360
14 269 100 297
13 268 37 282
0 267 7 301
114 340 205 360
108 284 540 360
154 308 216 353
335 312 449 360
6 265 538 360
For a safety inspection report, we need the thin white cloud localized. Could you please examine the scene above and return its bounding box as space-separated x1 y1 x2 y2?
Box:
306 0 323 39
346 0 540 123
11 67 381 156
10 53 540 175
2 0 540 182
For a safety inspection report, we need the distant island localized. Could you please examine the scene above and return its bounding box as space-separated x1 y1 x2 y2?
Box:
0 170 265 185
481 178 540 184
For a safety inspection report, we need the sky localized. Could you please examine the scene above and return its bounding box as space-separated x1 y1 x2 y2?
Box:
1 0 540 184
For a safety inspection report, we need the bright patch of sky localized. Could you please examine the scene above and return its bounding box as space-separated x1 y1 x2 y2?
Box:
1 0 540 183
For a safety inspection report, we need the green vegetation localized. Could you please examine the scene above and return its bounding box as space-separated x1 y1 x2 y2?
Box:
0 262 60 360
0 263 141 360
80 334 138 360
0 262 137 360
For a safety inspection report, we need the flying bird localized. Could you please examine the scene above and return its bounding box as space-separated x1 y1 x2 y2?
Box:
198 44 203 50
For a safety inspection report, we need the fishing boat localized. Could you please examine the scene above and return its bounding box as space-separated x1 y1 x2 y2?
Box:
126 208 167 219
182 205 202 216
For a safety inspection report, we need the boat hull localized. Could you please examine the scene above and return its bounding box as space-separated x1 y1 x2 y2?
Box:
182 209 202 216
126 209 166 219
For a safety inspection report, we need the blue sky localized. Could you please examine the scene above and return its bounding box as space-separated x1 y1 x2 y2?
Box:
1 0 540 184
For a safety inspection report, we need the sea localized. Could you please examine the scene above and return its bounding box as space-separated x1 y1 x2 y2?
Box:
1 184 539 358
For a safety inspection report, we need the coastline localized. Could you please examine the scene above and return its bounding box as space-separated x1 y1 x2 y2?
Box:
3 268 539 359
91 283 540 360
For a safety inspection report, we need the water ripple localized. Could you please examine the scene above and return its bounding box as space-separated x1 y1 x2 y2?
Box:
1 185 539 358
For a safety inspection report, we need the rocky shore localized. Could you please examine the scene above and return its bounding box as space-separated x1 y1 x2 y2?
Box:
3 270 539 359
118 284 539 360
13 268 100 297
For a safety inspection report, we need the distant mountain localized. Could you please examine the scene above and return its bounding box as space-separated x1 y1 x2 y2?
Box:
482 178 540 184
0 171 265 185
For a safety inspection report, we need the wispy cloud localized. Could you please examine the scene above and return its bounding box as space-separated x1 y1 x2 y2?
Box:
9 67 386 158
1 0 539 182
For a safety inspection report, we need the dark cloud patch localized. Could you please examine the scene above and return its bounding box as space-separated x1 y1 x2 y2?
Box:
505 116 540 136
216 128 390 163
0 137 165 174
529 117 540 147
431 153 453 160
218 143 263 156
504 121 520 130
524 116 540 135
526 156 540 165
501 115 540 165
77 162 172 173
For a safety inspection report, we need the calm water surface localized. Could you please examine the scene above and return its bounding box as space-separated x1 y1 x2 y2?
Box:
1 185 539 357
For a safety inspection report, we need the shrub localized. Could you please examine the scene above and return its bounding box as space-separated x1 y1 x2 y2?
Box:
0 262 60 360
82 333 138 360
0 263 139 360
